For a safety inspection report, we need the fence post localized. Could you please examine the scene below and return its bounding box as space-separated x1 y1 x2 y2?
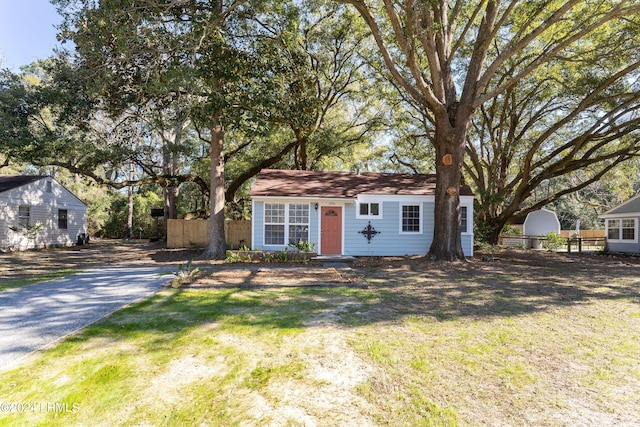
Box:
578 237 582 253
567 238 572 253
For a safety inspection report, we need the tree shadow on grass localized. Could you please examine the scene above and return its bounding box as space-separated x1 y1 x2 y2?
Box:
352 254 640 324
61 252 640 354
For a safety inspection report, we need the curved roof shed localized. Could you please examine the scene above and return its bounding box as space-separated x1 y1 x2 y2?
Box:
523 208 561 236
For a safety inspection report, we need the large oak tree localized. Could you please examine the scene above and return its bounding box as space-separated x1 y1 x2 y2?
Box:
340 0 640 260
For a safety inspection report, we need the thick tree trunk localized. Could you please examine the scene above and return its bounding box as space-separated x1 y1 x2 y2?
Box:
427 105 471 261
427 115 468 261
202 119 227 259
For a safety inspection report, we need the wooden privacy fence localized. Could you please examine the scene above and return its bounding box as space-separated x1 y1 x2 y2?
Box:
167 219 251 249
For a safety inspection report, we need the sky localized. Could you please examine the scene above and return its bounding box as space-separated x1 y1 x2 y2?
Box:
0 1 64 71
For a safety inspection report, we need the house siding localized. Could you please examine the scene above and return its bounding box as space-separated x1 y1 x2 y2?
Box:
251 200 320 251
343 201 433 256
252 198 474 257
602 214 640 253
0 178 87 250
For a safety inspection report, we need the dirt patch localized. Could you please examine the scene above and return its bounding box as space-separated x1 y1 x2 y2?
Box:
1 239 636 285
0 239 202 282
181 267 365 288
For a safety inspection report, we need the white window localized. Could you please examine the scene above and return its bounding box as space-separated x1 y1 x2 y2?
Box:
264 203 310 245
264 203 286 245
18 206 30 228
401 204 421 233
607 218 636 242
460 206 468 233
358 202 381 218
288 204 309 244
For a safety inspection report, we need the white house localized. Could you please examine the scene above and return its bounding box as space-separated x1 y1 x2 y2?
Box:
0 176 87 250
599 194 640 253
250 169 475 256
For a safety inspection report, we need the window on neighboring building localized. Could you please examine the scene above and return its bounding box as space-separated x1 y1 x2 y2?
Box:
608 218 636 241
623 219 635 240
401 204 421 233
18 206 30 228
46 181 53 193
460 206 468 233
58 209 68 230
359 202 380 218
608 219 620 239
264 203 310 245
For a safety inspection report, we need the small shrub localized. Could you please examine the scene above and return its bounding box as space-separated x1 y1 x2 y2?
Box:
176 257 200 277
225 251 241 263
275 248 289 263
288 239 316 252
263 252 276 263
225 250 254 263
501 225 522 235
173 257 201 287
543 231 565 251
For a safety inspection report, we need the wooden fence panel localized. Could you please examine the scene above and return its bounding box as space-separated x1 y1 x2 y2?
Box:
560 230 605 238
225 220 252 249
167 219 251 249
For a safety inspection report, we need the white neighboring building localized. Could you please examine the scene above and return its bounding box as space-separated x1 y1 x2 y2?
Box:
522 208 561 236
0 176 87 250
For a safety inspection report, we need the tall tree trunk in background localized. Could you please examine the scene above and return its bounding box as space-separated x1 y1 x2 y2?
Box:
163 124 181 221
202 116 227 259
126 162 135 239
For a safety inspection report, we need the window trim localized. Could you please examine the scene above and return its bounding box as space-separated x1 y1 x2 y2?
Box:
607 217 637 243
399 203 422 234
264 203 286 245
460 205 468 234
357 202 382 219
18 206 30 228
263 202 311 246
58 209 68 230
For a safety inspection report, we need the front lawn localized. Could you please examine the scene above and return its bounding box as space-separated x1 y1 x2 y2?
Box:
1 251 639 426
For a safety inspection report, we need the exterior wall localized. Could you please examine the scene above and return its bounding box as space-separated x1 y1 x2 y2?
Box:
252 195 474 257
523 209 561 236
602 214 640 253
605 241 640 253
251 199 320 252
0 178 87 250
343 200 432 256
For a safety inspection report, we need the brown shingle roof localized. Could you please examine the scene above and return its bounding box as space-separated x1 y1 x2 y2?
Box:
250 169 473 198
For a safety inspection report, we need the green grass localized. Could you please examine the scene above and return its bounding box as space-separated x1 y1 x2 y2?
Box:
0 269 81 291
1 259 640 426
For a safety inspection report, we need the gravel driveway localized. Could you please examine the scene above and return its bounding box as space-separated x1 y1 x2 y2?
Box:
0 267 172 372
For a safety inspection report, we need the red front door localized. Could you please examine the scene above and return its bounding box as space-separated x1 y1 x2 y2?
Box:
321 206 342 255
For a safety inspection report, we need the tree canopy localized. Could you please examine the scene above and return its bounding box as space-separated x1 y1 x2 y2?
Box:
2 0 640 259
338 0 640 258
